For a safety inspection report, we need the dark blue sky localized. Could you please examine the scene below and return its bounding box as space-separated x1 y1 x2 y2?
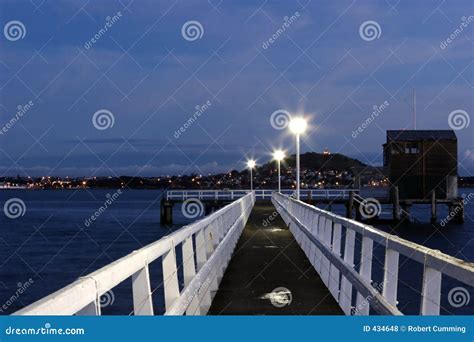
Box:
0 0 473 176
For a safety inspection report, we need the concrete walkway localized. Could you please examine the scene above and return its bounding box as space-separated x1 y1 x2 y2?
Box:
209 202 343 315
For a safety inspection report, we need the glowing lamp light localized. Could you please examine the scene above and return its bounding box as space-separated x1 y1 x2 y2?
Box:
289 117 307 135
247 160 256 168
273 150 285 161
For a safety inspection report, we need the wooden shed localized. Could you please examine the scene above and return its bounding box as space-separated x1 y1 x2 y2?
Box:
383 130 457 200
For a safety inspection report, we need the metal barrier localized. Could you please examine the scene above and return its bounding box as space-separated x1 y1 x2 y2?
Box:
167 189 359 201
272 192 474 315
14 193 255 316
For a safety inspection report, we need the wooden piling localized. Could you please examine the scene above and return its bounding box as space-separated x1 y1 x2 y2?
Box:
450 200 465 224
160 199 173 225
392 186 400 222
430 190 437 224
346 191 354 219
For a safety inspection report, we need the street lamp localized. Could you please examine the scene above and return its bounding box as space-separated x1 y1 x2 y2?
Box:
289 117 307 200
247 159 256 191
273 150 285 193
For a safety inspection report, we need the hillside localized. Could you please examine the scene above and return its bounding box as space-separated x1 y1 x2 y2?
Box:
258 152 367 172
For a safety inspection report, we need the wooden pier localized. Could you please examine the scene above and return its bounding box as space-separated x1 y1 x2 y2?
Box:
209 202 342 315
161 188 464 225
14 191 474 316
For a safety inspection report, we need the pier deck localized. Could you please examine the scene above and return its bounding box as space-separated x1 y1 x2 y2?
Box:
209 202 343 315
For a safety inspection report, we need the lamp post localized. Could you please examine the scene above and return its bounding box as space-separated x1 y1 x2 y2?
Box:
247 159 256 191
273 150 285 193
289 117 307 200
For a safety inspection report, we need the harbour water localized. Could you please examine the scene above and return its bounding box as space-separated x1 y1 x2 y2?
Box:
0 188 472 315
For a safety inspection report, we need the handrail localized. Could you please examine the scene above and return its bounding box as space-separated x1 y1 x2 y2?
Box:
272 192 474 316
166 189 360 201
14 193 255 316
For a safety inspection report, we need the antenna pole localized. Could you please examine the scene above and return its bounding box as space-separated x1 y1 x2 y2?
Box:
413 89 417 130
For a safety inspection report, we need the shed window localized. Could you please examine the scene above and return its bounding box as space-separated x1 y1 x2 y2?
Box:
391 143 404 155
405 142 419 154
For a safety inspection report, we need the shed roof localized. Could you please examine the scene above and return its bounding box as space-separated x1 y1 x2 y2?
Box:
386 130 457 142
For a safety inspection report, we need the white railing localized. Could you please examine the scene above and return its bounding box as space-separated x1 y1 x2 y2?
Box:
14 193 255 316
272 192 474 315
167 189 359 201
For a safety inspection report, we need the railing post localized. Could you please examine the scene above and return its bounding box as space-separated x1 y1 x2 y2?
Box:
329 222 342 301
308 213 320 269
315 215 326 274
76 300 101 315
420 265 442 315
195 229 207 271
340 228 355 315
319 216 332 286
162 246 180 311
355 236 373 315
182 236 196 286
382 247 399 307
132 263 154 315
